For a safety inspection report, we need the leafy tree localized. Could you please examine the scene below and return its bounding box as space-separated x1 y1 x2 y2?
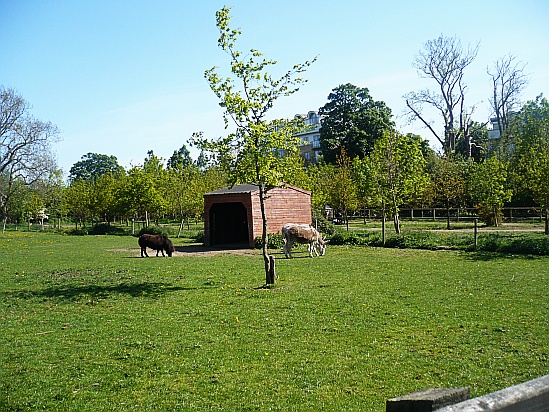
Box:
69 153 124 182
90 172 120 224
327 149 359 230
507 95 549 234
405 35 478 157
367 131 430 234
198 6 316 284
468 156 511 227
306 162 336 220
167 144 193 171
319 83 394 163
1 176 27 226
64 178 94 227
0 87 60 228
430 156 469 229
167 165 203 234
121 166 168 226
29 168 66 228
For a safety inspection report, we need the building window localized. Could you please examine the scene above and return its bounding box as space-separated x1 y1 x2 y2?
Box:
312 134 321 149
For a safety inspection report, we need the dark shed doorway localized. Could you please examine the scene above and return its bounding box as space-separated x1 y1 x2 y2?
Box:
209 202 249 245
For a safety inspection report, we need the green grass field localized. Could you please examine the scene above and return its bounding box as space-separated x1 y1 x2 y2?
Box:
1 232 547 411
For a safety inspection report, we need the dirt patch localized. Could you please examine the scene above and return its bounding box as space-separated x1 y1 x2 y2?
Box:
174 245 260 257
112 245 261 258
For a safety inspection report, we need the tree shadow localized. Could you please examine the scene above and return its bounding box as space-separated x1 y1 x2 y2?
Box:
464 251 542 262
3 282 192 302
174 244 251 254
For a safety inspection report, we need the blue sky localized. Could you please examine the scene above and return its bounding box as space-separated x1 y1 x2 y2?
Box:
1 0 548 175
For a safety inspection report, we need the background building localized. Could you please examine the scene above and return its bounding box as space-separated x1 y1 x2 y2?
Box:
294 111 322 165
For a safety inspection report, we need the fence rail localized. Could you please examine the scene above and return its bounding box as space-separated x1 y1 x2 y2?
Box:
358 207 545 222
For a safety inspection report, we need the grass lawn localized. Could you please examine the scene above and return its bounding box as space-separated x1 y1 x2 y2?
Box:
1 232 547 411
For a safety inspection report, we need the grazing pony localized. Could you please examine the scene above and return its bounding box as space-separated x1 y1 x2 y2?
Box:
138 234 175 257
281 223 326 258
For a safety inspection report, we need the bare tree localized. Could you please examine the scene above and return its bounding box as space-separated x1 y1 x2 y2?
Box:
405 35 479 157
488 54 529 137
0 87 60 228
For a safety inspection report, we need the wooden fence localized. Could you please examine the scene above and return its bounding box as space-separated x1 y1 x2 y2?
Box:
360 207 545 222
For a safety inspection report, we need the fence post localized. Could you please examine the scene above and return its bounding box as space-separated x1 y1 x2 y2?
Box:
387 387 470 412
474 218 478 250
266 255 276 285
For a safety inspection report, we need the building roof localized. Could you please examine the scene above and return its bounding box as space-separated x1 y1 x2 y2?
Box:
205 184 260 196
205 183 311 196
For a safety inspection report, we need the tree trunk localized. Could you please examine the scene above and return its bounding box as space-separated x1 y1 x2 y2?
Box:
391 195 401 234
381 205 386 245
446 204 451 230
393 213 401 234
545 207 549 235
177 217 184 238
258 185 274 285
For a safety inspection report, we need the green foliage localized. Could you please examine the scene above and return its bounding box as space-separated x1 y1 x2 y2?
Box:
366 131 430 233
167 144 193 171
319 83 395 163
200 6 316 190
87 224 127 236
68 152 124 182
507 95 549 233
254 232 284 249
479 232 549 255
468 157 512 226
327 230 380 246
312 215 337 235
199 6 316 281
137 225 168 237
323 149 360 224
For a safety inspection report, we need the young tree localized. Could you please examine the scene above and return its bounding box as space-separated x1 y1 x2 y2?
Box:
64 178 94 228
198 7 316 284
319 83 394 163
405 35 478 157
368 131 430 234
430 156 469 229
468 156 511 227
306 162 336 221
327 149 359 230
167 164 204 235
507 95 549 234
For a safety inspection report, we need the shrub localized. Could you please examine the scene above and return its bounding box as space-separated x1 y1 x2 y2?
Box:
66 224 127 236
479 233 549 255
254 232 284 249
326 231 380 246
66 228 88 236
88 224 127 236
137 225 167 237
312 216 337 235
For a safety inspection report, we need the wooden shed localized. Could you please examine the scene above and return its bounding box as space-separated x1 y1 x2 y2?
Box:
203 183 312 247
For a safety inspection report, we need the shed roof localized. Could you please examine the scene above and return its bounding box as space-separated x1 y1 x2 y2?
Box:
205 183 310 196
205 184 260 196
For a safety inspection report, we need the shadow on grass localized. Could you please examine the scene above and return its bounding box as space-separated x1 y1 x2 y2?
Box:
3 282 194 301
464 251 542 262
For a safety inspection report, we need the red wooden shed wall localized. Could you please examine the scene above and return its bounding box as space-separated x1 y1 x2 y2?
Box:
204 184 311 247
